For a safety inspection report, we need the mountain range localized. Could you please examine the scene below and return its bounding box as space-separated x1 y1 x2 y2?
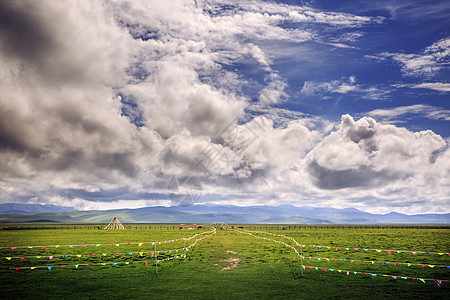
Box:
0 203 75 214
0 203 449 224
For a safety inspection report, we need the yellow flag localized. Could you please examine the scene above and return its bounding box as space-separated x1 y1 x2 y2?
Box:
326 258 329 261
371 261 375 264
30 267 36 270
376 250 381 252
55 245 60 248
6 257 11 260
76 255 81 258
139 252 143 256
139 243 143 247
428 265 435 268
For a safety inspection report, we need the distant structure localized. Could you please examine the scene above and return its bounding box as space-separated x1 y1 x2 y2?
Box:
104 217 125 229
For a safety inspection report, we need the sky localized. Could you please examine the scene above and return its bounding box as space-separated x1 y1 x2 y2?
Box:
0 0 449 214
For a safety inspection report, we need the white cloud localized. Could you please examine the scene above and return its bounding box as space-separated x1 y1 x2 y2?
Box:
303 115 448 209
300 77 355 96
368 104 450 122
300 76 390 100
333 32 365 43
395 82 450 92
369 37 450 77
0 0 363 197
212 0 383 27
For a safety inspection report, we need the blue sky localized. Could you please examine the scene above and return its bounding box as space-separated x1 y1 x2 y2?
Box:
239 0 450 135
0 0 449 214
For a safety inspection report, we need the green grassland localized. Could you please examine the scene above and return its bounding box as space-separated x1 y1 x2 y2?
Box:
0 225 449 299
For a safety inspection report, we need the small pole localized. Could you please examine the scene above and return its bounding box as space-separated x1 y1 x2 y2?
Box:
301 243 303 277
293 240 295 262
155 242 158 275
184 238 186 262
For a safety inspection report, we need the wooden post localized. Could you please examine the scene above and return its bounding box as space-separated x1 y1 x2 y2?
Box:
301 243 303 277
155 242 158 274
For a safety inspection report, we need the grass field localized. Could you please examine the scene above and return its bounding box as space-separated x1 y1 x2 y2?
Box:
0 224 449 299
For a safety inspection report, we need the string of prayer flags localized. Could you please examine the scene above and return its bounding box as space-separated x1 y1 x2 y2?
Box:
3 247 192 261
300 255 449 269
303 265 448 286
238 228 449 256
1 228 214 250
4 228 216 275
236 228 448 288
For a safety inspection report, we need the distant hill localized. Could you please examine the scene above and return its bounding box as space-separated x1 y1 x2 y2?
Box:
0 203 448 224
0 203 76 214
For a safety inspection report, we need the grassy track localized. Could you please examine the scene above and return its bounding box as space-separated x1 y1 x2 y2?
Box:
0 225 449 299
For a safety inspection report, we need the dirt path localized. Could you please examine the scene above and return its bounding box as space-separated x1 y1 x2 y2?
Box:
221 257 241 271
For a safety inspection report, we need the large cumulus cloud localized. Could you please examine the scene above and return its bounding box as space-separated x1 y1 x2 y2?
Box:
307 114 446 189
